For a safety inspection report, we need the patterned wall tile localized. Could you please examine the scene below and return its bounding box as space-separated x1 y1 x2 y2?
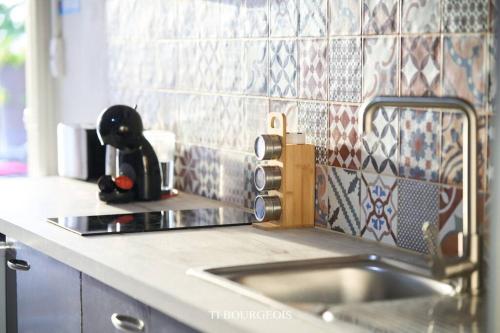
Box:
440 113 487 189
245 0 269 37
270 100 299 132
177 0 197 38
220 40 244 93
397 179 440 254
488 35 497 112
401 36 441 96
174 144 221 199
299 39 328 100
363 37 399 100
220 151 257 208
157 93 179 133
329 0 361 35
298 0 327 37
216 96 247 150
157 42 178 90
244 41 269 96
270 0 298 37
298 102 329 164
270 40 298 97
197 40 221 92
487 116 494 191
195 0 219 38
443 35 487 110
362 0 398 34
243 155 259 209
329 104 361 170
361 173 398 246
401 0 441 33
399 109 440 182
361 107 399 176
154 0 178 38
439 186 462 256
315 166 362 235
329 38 362 103
220 0 245 38
443 0 489 33
177 42 198 90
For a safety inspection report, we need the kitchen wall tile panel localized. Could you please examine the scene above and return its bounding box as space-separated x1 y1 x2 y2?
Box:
397 179 440 254
245 0 269 37
298 101 329 164
270 0 298 37
443 35 487 110
315 166 362 235
298 0 327 37
299 39 328 100
363 37 399 100
270 40 298 97
329 0 361 35
329 104 361 170
401 36 441 96
245 41 269 96
401 0 440 33
329 38 362 103
399 109 440 182
105 0 495 256
443 0 489 33
361 173 398 246
361 107 399 176
362 0 399 35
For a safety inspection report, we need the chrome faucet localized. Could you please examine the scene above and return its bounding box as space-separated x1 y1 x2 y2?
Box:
359 96 481 295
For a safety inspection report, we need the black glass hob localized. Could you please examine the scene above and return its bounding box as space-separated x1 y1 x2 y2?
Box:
47 207 256 236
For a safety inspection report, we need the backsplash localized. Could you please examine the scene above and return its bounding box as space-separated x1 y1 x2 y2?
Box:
104 0 495 254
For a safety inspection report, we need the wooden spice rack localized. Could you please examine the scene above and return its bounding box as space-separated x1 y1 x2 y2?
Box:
253 112 316 230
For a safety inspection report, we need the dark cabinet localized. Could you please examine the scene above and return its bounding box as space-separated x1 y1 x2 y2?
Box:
9 240 81 333
4 240 197 333
82 274 197 333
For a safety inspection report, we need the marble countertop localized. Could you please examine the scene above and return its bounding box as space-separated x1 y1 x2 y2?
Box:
0 177 485 332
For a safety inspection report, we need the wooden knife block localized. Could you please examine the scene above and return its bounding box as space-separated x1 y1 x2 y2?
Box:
253 112 315 230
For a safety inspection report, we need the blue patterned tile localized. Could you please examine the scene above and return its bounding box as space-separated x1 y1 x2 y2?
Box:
361 173 398 246
329 0 360 35
361 107 399 176
244 40 268 96
245 0 269 37
399 109 440 182
298 0 327 37
270 0 298 37
270 40 298 97
329 38 362 103
397 179 439 254
315 166 361 235
298 102 329 164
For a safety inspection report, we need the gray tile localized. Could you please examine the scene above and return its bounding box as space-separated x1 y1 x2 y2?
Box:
329 38 361 103
270 40 298 97
270 0 298 37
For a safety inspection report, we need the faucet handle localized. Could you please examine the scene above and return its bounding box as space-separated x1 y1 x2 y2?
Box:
422 222 443 258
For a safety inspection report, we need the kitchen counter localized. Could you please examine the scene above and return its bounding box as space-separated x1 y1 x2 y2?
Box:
0 177 485 332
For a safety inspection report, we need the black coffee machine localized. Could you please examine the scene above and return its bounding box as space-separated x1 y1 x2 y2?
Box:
96 105 161 203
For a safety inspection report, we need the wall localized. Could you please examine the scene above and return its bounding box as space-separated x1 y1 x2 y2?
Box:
101 0 495 255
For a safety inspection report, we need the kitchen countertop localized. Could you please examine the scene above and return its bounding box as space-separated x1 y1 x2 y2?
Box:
0 177 485 332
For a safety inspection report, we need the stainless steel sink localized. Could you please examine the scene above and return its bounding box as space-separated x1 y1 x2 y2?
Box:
193 255 457 311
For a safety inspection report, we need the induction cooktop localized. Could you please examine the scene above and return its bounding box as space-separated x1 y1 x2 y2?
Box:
47 207 256 236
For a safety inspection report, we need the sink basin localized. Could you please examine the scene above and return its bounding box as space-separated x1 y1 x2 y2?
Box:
194 255 457 309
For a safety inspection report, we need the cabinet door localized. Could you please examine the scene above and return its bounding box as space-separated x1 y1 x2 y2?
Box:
10 241 81 333
82 274 149 333
149 307 198 333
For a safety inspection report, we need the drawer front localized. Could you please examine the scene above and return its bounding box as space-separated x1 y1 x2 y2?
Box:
11 241 81 333
149 307 198 333
82 274 149 333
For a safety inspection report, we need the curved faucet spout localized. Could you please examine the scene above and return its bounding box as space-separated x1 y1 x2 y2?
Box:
359 96 480 294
